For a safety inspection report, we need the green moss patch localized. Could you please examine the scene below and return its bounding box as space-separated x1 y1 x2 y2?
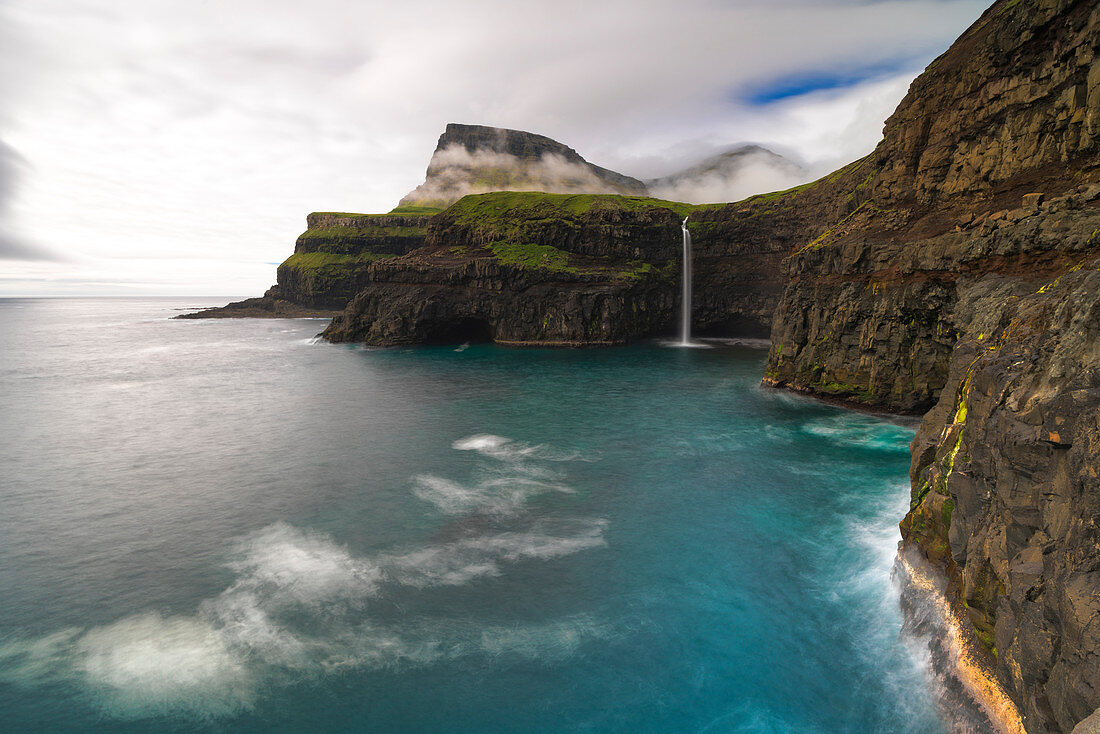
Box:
298 225 428 242
444 191 699 224
281 251 393 270
483 240 662 282
388 205 444 215
489 241 571 270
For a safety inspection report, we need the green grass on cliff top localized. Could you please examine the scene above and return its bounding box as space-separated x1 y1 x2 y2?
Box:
280 251 395 269
308 208 441 219
298 225 428 241
444 191 703 221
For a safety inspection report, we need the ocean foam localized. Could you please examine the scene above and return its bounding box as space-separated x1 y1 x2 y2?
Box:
385 520 607 588
75 612 252 718
3 516 609 719
451 434 588 463
225 523 382 607
802 415 912 452
412 474 572 515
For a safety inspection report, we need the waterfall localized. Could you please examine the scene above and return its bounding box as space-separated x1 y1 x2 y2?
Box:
680 216 692 345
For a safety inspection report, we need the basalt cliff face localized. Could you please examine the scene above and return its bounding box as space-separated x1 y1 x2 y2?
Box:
320 179 859 346
267 212 432 310
760 0 1100 730
180 211 434 318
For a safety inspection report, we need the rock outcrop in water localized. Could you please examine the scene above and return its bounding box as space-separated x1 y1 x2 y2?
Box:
398 123 648 209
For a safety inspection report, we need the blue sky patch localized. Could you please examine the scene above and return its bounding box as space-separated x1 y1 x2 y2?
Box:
741 58 917 105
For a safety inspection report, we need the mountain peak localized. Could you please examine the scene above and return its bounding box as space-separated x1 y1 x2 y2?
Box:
398 124 647 209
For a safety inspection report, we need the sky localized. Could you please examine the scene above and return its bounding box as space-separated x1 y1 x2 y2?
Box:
0 0 991 297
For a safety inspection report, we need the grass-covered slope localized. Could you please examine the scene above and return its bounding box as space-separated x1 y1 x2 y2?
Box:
428 191 704 282
270 211 436 309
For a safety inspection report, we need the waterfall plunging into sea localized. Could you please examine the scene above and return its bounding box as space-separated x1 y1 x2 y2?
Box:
680 216 692 345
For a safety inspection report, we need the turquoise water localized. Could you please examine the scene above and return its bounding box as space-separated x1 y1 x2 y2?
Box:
0 298 942 733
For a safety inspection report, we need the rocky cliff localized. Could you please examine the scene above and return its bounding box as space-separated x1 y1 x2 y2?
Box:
398 123 648 209
319 181 854 346
760 0 1100 730
323 192 689 345
180 210 435 318
266 212 433 310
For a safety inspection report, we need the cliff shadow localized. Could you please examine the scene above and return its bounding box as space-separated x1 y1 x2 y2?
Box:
423 317 494 345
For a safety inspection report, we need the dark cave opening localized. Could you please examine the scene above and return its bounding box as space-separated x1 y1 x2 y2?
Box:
422 317 494 345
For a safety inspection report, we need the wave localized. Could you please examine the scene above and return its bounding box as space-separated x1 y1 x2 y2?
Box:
411 434 597 516
895 550 1023 734
801 414 914 452
452 433 592 463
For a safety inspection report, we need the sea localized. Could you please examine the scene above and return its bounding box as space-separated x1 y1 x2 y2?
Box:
0 297 951 733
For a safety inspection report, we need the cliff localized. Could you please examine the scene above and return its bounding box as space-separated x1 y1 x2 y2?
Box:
398 123 648 209
759 0 1100 729
765 0 1100 411
323 192 690 345
319 183 844 345
179 209 435 318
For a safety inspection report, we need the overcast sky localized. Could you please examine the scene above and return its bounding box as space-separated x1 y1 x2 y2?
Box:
0 0 990 296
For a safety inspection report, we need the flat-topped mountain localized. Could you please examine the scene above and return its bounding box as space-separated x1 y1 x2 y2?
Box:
398 123 648 209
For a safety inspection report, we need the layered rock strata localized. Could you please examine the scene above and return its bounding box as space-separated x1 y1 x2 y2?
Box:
320 182 863 346
181 211 432 318
323 193 688 345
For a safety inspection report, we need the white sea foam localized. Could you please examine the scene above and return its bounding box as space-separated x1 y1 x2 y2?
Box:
224 522 382 607
831 484 942 728
2 517 609 719
802 415 913 451
451 433 589 463
0 627 83 686
75 613 252 718
385 520 607 588
412 474 573 515
452 433 533 459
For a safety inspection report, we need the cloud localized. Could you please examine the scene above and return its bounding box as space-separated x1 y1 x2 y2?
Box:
0 138 62 261
648 147 810 204
401 145 642 207
0 0 990 293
